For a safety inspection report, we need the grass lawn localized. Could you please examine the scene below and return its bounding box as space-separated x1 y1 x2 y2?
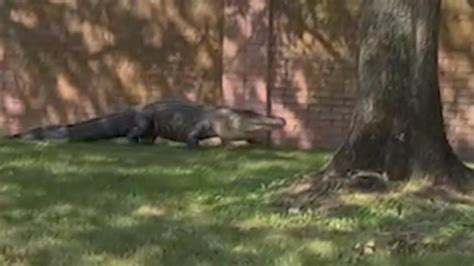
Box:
0 139 474 266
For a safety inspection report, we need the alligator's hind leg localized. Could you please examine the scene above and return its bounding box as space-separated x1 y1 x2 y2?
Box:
186 120 212 149
221 138 232 148
126 114 153 144
127 128 155 144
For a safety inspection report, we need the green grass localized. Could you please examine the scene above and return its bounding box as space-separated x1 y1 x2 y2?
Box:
0 139 474 265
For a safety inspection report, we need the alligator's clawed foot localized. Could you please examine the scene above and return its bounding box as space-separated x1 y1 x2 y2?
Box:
186 143 200 149
222 140 251 150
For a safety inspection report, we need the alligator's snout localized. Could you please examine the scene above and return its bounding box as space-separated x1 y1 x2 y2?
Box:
252 116 286 128
269 116 286 127
245 115 286 133
212 107 286 139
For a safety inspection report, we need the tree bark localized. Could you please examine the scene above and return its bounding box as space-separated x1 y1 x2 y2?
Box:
321 0 472 186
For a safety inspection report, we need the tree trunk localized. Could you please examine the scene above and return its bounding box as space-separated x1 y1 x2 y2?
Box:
322 0 472 186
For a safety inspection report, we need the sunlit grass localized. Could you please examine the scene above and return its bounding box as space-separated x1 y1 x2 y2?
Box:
0 139 473 265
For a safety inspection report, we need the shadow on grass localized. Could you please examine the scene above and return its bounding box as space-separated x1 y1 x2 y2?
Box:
1 139 474 265
0 139 330 264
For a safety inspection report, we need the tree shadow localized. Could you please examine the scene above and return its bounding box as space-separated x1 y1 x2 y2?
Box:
0 140 341 265
281 185 474 263
0 139 328 214
1 141 474 264
1 0 223 134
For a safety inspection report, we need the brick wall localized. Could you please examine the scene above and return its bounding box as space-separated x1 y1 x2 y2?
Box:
222 0 269 114
0 0 223 134
439 1 474 159
269 0 359 150
223 0 474 160
1 0 474 160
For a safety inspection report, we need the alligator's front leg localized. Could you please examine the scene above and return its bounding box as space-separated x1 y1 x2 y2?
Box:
221 138 231 148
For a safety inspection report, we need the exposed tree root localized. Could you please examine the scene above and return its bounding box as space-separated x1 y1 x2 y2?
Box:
277 154 473 212
277 168 397 212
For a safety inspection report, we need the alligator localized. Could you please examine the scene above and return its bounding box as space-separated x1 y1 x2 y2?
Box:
7 100 286 148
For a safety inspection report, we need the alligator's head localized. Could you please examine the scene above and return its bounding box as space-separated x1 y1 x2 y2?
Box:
211 107 286 139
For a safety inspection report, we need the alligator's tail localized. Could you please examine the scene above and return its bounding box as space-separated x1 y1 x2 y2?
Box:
7 110 139 142
7 125 68 140
64 110 138 141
